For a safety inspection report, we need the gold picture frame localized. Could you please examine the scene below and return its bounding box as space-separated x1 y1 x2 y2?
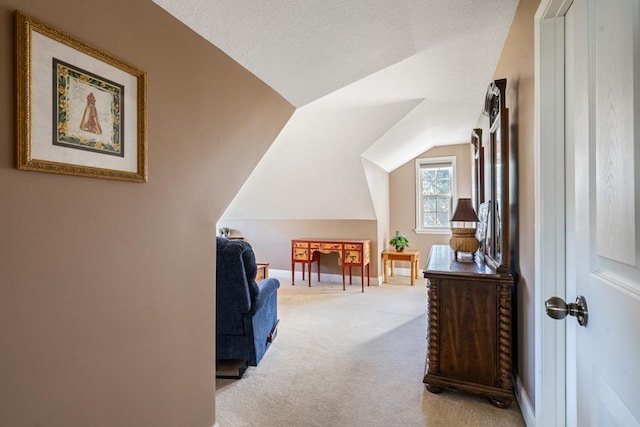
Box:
15 11 147 182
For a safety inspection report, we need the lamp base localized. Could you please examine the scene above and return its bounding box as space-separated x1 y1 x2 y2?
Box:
449 228 479 261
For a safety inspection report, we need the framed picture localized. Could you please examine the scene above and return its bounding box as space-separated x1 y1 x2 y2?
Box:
15 11 147 182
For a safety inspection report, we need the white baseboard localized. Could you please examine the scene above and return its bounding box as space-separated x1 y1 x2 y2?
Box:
270 269 381 286
390 267 423 277
270 268 425 286
514 373 536 427
212 422 219 427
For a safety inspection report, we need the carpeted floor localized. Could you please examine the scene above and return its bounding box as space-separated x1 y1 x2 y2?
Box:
215 271 526 427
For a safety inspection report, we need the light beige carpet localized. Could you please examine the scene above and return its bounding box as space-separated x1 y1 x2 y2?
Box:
215 272 526 427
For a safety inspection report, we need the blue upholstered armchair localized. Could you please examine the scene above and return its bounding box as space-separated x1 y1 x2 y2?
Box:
216 237 280 366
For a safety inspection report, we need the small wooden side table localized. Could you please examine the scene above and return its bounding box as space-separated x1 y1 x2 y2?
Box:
256 262 269 282
382 248 421 285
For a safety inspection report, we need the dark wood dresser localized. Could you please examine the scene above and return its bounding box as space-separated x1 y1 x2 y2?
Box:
422 245 514 408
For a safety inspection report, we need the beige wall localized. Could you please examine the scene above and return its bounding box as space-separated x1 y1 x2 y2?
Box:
389 143 472 270
219 219 379 279
227 143 470 282
0 1 293 426
221 159 390 282
489 0 541 410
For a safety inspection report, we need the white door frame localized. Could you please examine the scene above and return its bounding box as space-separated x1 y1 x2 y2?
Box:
534 0 573 426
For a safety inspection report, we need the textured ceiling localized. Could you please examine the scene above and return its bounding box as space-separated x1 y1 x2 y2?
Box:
152 0 518 109
151 0 519 219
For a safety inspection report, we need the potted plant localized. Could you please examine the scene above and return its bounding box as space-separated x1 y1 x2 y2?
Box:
389 230 409 252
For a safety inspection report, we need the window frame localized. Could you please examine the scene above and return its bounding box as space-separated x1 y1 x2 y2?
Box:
414 156 457 234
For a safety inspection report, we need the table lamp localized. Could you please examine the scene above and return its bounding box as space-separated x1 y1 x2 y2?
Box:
449 198 480 260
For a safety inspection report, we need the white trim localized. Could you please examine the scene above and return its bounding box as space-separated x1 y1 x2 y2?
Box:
414 228 451 235
414 156 457 232
386 267 422 278
515 374 536 427
534 1 571 426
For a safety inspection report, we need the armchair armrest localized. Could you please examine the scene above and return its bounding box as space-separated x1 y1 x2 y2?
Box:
251 277 280 314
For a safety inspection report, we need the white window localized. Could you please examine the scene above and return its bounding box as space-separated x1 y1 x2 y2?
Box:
415 156 456 234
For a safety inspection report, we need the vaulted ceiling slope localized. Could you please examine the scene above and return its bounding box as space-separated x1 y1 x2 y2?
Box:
152 0 518 220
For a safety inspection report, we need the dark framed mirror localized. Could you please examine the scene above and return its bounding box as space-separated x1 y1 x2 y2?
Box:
483 79 509 273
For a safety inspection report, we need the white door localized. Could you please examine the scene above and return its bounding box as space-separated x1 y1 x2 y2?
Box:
561 0 640 425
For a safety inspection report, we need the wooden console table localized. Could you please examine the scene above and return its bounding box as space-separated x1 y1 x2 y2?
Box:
291 238 370 292
382 248 420 285
423 245 514 408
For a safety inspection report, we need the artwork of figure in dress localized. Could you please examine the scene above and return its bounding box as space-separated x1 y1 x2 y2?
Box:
79 92 102 135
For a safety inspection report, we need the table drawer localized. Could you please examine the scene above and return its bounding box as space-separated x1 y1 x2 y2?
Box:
321 243 342 251
344 243 362 250
344 250 361 263
293 248 309 260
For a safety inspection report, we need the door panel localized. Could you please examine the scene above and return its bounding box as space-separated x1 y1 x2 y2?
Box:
594 0 638 266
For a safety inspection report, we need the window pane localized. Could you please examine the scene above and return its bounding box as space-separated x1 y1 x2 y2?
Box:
423 213 437 227
423 178 435 195
437 211 450 227
436 178 450 194
424 196 436 212
436 169 450 180
436 196 450 211
423 169 436 181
